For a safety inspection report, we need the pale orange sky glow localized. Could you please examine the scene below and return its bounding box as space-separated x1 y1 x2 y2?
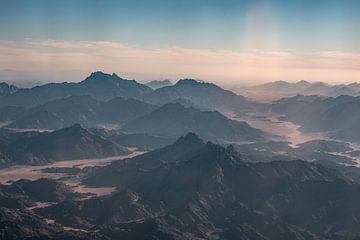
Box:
0 40 359 85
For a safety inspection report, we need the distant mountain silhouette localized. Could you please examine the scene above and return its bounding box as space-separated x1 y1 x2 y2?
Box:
0 74 260 115
252 80 311 92
0 71 153 107
300 82 358 97
123 103 267 142
250 80 359 98
145 79 172 89
272 95 360 142
145 78 255 112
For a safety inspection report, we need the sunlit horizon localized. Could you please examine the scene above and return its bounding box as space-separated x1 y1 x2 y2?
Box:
1 0 359 85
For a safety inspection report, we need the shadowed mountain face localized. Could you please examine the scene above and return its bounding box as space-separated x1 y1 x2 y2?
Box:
272 95 360 142
0 178 79 205
0 72 153 107
123 103 267 142
0 106 25 123
5 95 157 130
0 124 129 166
145 78 256 112
84 133 206 186
0 82 20 97
36 134 360 240
108 133 174 151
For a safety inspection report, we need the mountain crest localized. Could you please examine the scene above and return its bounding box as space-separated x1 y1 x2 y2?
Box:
0 82 20 96
175 78 205 86
51 123 89 138
84 71 122 83
174 132 204 146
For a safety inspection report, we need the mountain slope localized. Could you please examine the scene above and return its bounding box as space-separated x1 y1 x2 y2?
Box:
0 82 20 97
84 133 206 186
252 80 311 93
247 80 359 100
7 96 101 129
145 79 255 112
123 103 267 142
3 124 130 165
96 97 157 124
6 95 156 130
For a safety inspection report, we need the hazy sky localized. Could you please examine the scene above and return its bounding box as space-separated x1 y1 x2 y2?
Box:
0 0 359 85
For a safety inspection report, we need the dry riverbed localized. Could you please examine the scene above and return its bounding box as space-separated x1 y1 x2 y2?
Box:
0 151 145 196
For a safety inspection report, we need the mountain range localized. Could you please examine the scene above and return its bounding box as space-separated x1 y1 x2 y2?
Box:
145 78 256 112
0 72 153 107
0 72 256 115
247 80 360 98
0 96 267 144
2 95 156 130
0 124 129 167
35 133 360 240
123 103 267 142
272 95 360 142
252 80 312 92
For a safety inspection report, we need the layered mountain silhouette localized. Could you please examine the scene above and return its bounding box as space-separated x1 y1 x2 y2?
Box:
123 103 267 142
252 80 311 93
145 78 256 111
249 80 360 98
145 79 172 89
272 95 360 142
0 72 153 107
5 95 156 130
301 82 358 97
37 134 360 240
0 124 129 166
